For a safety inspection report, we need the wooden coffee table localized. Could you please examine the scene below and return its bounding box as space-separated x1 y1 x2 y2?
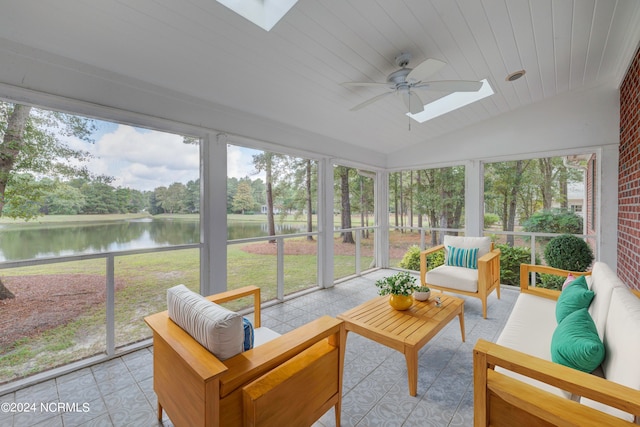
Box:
337 294 465 396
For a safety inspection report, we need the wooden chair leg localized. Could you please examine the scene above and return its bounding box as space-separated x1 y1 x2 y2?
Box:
335 401 341 426
157 400 163 421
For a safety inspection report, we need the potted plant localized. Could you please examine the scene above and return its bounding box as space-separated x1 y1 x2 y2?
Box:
414 285 431 301
375 271 418 310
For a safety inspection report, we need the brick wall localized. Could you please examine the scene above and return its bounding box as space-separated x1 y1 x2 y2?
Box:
618 44 640 291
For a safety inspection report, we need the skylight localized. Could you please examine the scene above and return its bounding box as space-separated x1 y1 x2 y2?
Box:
408 79 494 123
216 0 299 31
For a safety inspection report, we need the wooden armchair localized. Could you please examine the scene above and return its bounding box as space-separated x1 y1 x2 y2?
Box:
420 236 500 318
144 285 346 427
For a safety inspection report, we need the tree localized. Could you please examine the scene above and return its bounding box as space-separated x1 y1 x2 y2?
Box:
338 166 354 243
253 153 278 243
0 103 95 218
45 181 86 214
156 182 187 214
485 160 531 246
305 160 314 241
232 181 255 214
412 166 465 245
81 178 117 214
184 179 200 213
0 102 96 299
277 157 316 240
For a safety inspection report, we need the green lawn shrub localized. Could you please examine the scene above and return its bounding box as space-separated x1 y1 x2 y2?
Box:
484 213 500 229
522 209 583 235
541 234 594 290
399 245 445 271
496 244 538 286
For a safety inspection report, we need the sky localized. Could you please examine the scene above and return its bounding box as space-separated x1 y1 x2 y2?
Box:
64 120 263 191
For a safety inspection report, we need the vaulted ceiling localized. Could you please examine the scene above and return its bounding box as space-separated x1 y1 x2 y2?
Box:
0 0 639 158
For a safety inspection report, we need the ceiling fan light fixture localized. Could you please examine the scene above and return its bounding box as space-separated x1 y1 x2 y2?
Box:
506 70 526 81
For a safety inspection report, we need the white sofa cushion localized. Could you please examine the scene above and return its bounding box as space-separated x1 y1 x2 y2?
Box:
581 287 640 422
496 293 572 399
167 284 243 361
425 265 479 293
588 262 627 340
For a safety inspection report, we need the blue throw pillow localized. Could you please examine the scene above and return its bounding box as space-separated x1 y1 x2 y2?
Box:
446 246 479 269
242 317 254 351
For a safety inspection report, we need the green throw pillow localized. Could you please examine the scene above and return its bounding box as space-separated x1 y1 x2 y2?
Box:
551 308 605 373
556 277 594 323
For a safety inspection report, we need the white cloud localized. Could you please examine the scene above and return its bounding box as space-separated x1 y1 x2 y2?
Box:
63 124 265 190
227 145 264 180
65 124 200 191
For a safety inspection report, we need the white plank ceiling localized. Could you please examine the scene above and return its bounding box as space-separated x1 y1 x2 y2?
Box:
0 0 638 156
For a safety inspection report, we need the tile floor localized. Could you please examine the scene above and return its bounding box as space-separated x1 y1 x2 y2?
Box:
0 270 518 427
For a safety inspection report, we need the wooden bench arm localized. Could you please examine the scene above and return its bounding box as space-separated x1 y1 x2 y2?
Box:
419 245 445 285
474 339 640 419
206 285 262 327
477 248 500 295
145 310 229 381
519 264 592 300
221 315 344 396
144 285 263 381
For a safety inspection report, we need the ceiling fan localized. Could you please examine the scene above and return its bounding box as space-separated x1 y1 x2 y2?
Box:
342 53 483 114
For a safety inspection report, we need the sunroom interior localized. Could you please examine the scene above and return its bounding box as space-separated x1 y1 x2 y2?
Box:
1 1 640 426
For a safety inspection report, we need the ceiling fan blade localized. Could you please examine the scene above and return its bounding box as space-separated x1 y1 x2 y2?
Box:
407 58 447 82
414 80 483 92
350 91 394 111
402 91 424 114
341 81 390 88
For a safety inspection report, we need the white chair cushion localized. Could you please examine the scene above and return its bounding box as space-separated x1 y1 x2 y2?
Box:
443 235 492 259
167 284 243 361
581 287 640 422
254 327 282 347
425 265 479 293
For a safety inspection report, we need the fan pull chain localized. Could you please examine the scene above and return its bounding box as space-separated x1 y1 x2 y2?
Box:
408 92 411 131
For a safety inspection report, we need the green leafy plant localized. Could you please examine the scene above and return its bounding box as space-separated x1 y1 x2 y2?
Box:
484 213 500 229
399 245 421 270
375 271 417 296
544 234 594 271
541 234 593 290
496 244 539 286
522 209 583 235
399 245 445 271
415 285 430 292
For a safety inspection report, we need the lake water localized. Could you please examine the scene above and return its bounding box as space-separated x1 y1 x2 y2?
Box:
0 218 313 262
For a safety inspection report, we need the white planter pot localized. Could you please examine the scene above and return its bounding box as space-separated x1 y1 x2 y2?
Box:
414 290 431 301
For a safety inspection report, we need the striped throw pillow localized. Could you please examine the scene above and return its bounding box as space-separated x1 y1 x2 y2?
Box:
446 246 480 269
167 285 243 360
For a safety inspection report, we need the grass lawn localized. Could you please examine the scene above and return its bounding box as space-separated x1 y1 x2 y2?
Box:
0 235 372 383
0 213 426 383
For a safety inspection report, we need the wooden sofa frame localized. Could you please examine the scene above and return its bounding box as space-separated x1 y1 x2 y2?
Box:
144 285 346 427
420 242 501 318
473 263 640 426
